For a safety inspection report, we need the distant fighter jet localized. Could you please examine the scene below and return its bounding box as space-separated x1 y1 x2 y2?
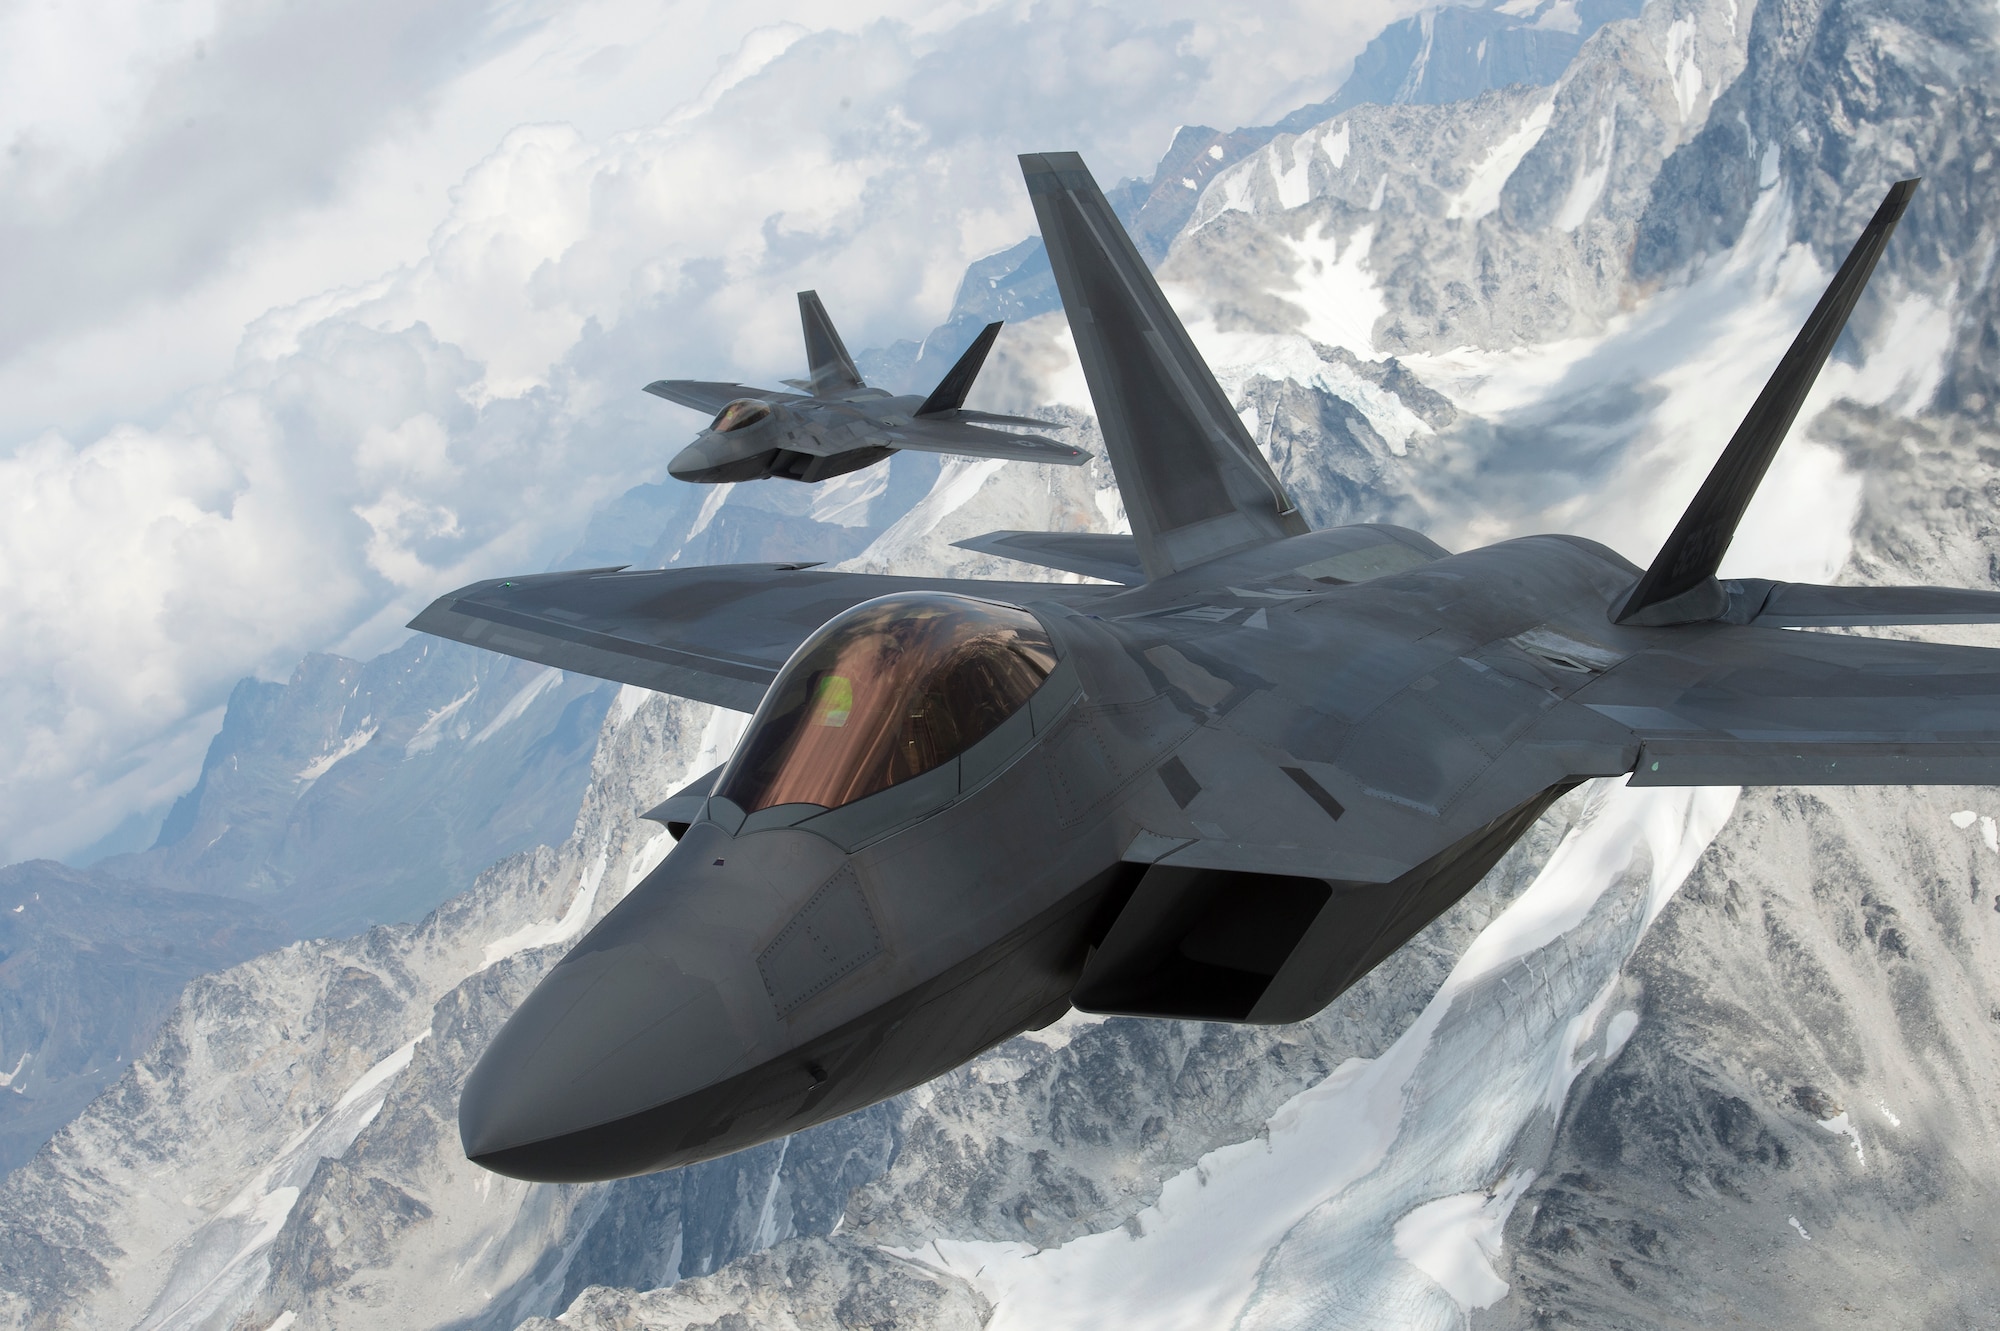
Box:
416 156 1974 1185
646 293 1087 483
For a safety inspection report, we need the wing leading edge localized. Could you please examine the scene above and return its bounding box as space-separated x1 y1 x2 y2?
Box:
408 564 1118 712
643 381 807 415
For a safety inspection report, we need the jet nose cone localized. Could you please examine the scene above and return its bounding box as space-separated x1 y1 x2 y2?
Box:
459 847 753 1181
459 933 740 1180
667 438 713 480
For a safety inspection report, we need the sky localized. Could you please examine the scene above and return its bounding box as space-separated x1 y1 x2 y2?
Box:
0 0 1430 866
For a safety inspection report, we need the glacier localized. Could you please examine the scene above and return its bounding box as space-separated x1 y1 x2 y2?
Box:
4 0 2000 1326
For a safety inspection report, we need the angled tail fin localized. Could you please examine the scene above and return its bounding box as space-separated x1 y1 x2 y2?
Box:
1614 178 1919 625
917 321 1003 416
1021 152 1307 581
798 290 865 396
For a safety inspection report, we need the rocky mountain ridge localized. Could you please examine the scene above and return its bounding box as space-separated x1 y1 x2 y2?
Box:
2 0 1998 1325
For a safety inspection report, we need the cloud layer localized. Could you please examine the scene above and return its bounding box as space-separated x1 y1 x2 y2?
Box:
0 0 1421 863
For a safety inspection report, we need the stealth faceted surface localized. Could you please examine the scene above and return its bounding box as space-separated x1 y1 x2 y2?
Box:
414 148 2000 1193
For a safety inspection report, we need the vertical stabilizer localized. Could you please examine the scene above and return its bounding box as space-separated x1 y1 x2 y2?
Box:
1021 152 1307 580
1615 179 1919 625
798 290 865 396
917 321 1003 417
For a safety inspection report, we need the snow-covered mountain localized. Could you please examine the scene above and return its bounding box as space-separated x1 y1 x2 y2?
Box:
5 0 2000 1325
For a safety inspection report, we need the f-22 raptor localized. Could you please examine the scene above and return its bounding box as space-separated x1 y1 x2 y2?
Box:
414 154 1992 1184
646 293 1087 483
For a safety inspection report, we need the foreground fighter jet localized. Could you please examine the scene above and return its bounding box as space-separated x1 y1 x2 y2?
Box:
414 156 1987 1185
647 292 1086 483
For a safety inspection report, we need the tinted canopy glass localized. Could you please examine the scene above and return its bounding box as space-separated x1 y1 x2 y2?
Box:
711 399 772 432
719 593 1057 814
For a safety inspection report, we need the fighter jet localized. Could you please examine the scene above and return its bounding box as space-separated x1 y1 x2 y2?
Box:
646 292 1087 483
414 155 1991 1185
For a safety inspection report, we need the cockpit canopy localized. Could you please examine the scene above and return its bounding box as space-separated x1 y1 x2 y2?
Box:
719 592 1058 815
711 399 773 433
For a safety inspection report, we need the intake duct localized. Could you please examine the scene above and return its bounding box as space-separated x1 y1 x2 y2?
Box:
1072 866 1331 1022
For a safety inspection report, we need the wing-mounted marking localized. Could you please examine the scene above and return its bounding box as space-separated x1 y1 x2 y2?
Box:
1576 624 2000 784
1616 180 1919 625
644 381 806 414
798 290 865 397
1020 152 1308 582
953 530 1146 584
408 564 1117 712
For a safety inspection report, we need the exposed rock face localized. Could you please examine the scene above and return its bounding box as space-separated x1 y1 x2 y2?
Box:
1306 0 1648 123
124 646 613 939
1492 784 2000 1330
1487 402 2000 1330
0 863 287 1174
3 0 1999 1325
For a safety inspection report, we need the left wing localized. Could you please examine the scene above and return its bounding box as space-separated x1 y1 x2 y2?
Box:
643 381 808 415
1573 623 2000 785
409 564 1114 711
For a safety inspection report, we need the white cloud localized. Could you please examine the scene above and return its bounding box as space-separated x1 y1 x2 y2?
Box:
0 0 1421 864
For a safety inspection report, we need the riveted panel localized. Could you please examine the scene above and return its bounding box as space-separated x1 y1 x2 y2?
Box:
757 865 882 1017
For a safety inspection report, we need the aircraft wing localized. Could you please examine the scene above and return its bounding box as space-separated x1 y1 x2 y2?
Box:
408 564 1114 712
886 420 1089 465
1729 579 2000 627
1574 624 2000 785
643 380 808 414
952 530 1146 584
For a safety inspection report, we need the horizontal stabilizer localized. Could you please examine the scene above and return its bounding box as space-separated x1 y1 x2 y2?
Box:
952 530 1146 584
644 381 803 415
799 290 865 396
918 321 1003 417
887 422 1088 465
1617 179 1919 625
1729 579 2000 627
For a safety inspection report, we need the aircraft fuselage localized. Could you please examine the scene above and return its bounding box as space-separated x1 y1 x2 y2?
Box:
667 389 907 484
461 522 1657 1181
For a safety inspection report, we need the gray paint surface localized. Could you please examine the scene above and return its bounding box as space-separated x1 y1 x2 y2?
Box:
644 291 1087 484
413 154 2000 1183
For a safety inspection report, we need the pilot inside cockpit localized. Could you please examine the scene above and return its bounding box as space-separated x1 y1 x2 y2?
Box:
710 400 773 433
719 593 1057 814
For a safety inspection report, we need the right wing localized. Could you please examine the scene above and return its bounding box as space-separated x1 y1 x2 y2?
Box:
949 409 1069 428
1727 579 2000 627
1573 622 2000 785
643 381 807 415
409 564 1115 712
887 419 1088 466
